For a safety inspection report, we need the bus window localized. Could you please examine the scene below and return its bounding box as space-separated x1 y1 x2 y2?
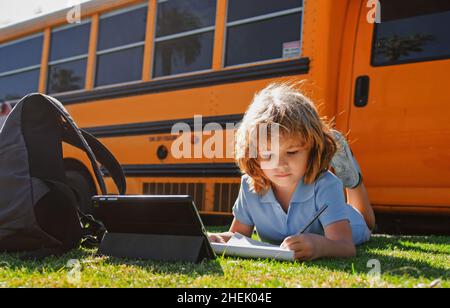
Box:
372 0 450 66
95 3 148 87
0 33 42 102
47 21 91 94
153 0 217 78
227 0 303 22
225 0 303 67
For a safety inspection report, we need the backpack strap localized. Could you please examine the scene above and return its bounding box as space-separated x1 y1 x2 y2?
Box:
63 128 126 195
81 130 126 195
43 94 126 195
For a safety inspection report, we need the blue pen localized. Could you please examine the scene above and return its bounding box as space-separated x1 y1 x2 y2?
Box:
297 204 329 235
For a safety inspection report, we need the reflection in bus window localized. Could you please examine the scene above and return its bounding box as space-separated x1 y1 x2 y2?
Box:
156 0 217 37
95 4 147 87
0 70 40 102
47 59 87 94
97 5 147 51
372 0 450 66
153 0 216 78
0 34 42 72
226 14 302 67
49 22 90 61
96 47 144 87
0 34 42 102
48 22 90 94
227 0 303 22
154 32 214 78
225 0 303 67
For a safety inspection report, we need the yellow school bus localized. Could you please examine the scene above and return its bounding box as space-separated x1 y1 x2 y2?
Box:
1 0 449 222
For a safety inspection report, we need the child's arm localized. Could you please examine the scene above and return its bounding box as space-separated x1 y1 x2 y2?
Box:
208 218 254 243
281 220 356 260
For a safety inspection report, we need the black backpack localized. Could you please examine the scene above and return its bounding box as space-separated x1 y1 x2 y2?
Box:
0 93 126 258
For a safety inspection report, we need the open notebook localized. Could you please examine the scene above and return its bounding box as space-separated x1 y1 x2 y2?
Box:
211 233 294 261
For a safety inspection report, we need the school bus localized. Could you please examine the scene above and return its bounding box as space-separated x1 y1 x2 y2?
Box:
0 0 449 224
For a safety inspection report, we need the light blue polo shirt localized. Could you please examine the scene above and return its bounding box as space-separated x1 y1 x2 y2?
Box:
232 172 371 245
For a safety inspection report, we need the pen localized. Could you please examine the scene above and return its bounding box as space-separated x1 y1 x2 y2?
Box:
297 204 328 235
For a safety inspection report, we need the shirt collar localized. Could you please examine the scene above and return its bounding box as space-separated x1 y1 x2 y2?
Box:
260 177 315 204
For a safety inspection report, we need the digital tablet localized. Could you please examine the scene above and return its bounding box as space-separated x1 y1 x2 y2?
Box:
92 195 216 260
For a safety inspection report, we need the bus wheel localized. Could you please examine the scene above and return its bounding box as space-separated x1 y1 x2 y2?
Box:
65 169 96 214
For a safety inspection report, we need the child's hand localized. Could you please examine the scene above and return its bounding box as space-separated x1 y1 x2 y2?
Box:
208 233 226 243
280 234 323 261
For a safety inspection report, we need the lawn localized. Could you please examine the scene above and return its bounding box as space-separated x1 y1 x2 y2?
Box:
0 227 448 288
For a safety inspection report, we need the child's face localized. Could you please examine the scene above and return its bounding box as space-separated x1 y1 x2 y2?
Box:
259 134 310 189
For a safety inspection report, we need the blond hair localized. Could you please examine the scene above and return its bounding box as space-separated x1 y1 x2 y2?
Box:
235 82 337 194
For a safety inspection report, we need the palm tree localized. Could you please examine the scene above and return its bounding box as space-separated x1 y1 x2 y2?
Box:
157 7 203 76
375 33 435 62
49 68 82 93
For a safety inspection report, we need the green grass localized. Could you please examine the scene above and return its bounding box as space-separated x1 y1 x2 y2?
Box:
0 227 448 288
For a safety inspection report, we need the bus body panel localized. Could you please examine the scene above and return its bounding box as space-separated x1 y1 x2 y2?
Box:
1 0 449 215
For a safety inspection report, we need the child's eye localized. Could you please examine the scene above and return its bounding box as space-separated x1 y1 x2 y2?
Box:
287 151 299 155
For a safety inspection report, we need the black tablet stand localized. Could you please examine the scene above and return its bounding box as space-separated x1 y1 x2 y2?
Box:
98 232 214 263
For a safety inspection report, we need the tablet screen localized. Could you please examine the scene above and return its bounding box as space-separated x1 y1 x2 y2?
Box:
92 195 208 236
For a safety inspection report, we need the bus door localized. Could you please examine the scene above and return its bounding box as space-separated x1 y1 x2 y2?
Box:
347 0 450 211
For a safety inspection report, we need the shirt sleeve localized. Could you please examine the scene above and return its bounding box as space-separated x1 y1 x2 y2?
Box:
315 174 349 227
232 176 255 226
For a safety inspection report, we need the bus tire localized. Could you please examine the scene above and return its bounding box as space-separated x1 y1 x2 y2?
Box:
65 169 96 214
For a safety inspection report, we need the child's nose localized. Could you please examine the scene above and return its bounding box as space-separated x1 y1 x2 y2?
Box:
261 154 287 170
275 155 289 168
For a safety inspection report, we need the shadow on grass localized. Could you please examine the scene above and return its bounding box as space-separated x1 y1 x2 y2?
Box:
202 234 449 282
100 256 224 277
205 227 450 281
0 248 225 278
0 234 446 282
0 249 95 274
310 236 449 281
384 236 450 255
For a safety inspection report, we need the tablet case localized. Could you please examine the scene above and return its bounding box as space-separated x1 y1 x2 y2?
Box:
92 195 216 263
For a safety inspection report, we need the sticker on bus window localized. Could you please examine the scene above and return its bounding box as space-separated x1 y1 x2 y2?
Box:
283 41 301 59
